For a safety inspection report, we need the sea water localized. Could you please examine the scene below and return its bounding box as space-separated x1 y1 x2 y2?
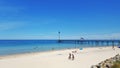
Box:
0 40 116 56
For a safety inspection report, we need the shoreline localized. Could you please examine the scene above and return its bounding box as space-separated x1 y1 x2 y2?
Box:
0 46 119 68
0 48 76 59
0 46 116 59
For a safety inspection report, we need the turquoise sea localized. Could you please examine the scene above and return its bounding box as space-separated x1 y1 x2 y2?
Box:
0 40 118 56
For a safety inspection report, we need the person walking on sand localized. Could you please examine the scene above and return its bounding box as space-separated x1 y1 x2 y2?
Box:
112 45 115 50
68 53 71 60
72 54 74 60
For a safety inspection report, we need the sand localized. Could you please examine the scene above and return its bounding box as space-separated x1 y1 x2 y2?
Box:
0 46 120 68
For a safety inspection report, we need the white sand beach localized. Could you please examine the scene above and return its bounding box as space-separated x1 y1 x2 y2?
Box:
0 46 120 68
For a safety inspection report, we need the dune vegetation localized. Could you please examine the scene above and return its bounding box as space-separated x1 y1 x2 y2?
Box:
111 61 120 68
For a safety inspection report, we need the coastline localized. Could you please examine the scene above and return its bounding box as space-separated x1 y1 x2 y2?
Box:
0 48 77 59
0 46 113 59
0 46 112 59
0 46 119 68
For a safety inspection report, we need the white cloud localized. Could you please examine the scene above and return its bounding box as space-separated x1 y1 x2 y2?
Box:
0 22 26 31
86 33 120 39
0 35 57 40
60 33 120 40
0 1 25 16
1 32 120 40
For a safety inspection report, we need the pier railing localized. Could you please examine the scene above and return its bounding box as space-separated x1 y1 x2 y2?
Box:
58 40 120 46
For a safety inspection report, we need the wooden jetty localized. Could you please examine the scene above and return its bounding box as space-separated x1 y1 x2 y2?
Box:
58 39 120 46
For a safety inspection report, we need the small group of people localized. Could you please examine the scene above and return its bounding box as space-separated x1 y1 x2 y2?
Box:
68 53 75 60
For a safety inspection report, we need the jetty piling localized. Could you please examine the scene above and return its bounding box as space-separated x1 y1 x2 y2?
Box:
58 39 120 47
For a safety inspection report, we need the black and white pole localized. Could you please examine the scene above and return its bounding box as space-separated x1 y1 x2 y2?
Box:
58 31 61 43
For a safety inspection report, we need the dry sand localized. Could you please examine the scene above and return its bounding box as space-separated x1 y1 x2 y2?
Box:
0 46 120 68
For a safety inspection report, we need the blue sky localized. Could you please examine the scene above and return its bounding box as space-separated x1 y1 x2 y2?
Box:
0 0 120 39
